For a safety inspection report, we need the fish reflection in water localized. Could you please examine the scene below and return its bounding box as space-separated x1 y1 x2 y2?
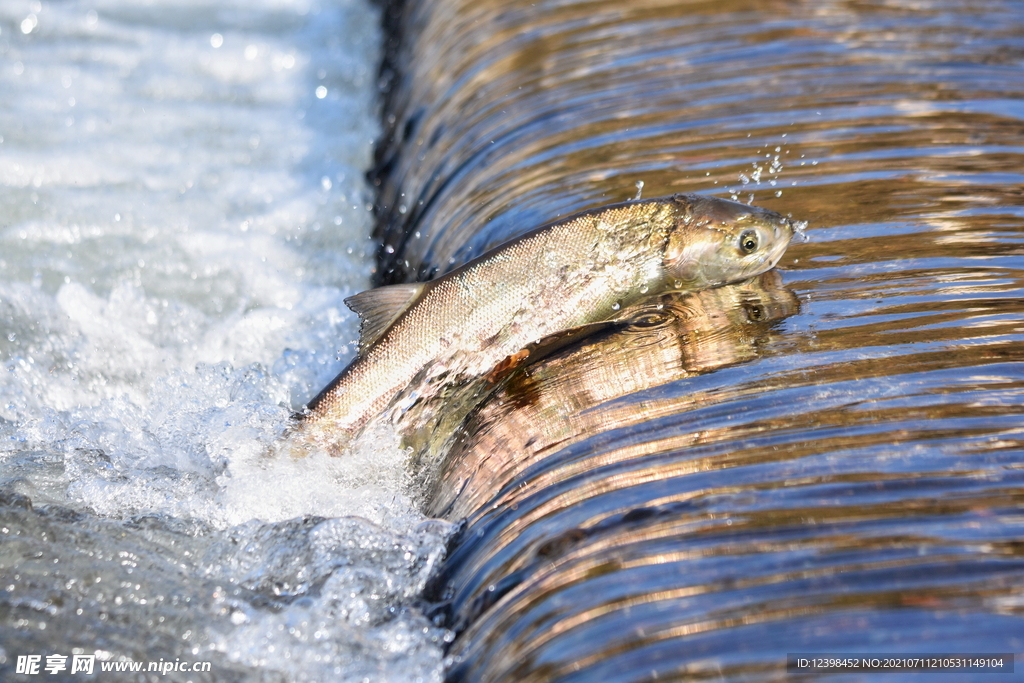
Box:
370 0 1024 678
422 270 799 521
416 267 1023 682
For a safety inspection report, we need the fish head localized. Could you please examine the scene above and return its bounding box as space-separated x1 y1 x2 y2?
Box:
664 194 795 288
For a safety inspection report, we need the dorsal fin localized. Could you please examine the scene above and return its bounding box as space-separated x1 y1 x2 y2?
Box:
344 282 426 354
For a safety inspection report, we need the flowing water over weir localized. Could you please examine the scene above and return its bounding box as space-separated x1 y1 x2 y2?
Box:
1 0 1022 681
1 1 452 681
372 0 1024 681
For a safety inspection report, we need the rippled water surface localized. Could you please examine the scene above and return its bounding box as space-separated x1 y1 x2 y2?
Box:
4 0 1023 679
372 0 1024 680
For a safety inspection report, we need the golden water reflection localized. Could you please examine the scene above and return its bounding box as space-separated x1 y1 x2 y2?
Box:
424 271 799 520
375 0 1024 680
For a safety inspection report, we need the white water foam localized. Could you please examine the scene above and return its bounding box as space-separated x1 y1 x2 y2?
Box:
0 0 450 680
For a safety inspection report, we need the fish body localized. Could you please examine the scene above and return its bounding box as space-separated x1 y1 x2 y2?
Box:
289 193 795 455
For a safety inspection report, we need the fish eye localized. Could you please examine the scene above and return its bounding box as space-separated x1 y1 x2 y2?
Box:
739 229 759 254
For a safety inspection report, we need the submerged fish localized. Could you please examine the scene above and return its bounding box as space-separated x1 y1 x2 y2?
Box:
287 193 795 455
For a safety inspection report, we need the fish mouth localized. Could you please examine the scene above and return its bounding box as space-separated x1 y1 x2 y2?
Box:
743 213 795 277
767 219 795 268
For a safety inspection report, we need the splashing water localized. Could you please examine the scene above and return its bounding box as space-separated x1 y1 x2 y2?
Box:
0 0 451 680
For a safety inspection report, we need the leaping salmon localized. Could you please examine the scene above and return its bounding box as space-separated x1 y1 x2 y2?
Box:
285 193 796 456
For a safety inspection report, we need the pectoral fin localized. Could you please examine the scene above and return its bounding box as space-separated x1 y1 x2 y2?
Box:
485 348 531 384
485 320 620 384
345 282 426 354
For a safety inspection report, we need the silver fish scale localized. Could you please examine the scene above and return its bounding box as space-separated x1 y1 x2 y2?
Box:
287 196 792 455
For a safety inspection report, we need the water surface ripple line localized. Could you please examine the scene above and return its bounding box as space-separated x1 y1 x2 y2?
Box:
371 0 1024 681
